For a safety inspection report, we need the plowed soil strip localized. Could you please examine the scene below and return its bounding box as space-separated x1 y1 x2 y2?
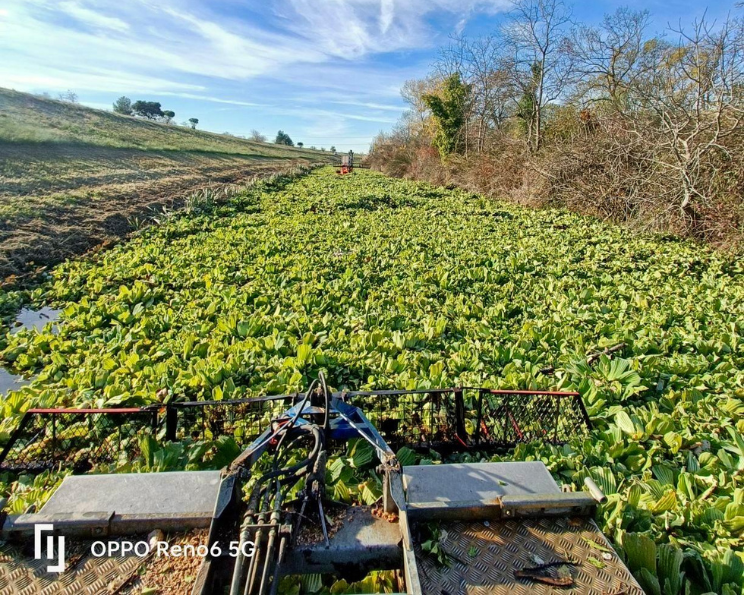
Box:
0 143 314 278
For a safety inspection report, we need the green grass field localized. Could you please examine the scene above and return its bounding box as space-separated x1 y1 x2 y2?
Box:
0 168 742 593
0 88 324 158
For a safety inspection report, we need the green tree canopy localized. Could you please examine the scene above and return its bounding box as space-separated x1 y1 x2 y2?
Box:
423 73 471 159
112 96 133 115
132 100 163 120
275 130 294 146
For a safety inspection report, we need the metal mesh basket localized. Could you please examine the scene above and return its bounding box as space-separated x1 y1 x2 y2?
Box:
0 408 159 473
342 389 463 450
0 389 590 475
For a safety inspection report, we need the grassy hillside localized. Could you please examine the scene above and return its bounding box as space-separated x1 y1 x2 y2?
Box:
0 88 324 158
0 168 742 592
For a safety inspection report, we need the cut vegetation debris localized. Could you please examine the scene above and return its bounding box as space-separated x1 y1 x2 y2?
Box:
0 168 742 593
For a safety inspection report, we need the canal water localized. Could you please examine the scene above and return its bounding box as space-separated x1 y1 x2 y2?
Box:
1 306 61 396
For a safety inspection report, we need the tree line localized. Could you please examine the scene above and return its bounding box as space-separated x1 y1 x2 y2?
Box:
35 90 340 152
112 97 337 152
369 1 744 247
113 96 198 128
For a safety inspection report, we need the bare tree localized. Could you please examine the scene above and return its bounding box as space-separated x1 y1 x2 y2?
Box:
433 38 473 154
401 77 441 132
504 0 574 152
622 14 744 226
447 35 516 153
249 129 267 142
570 8 657 108
469 37 514 149
57 90 78 103
369 5 744 246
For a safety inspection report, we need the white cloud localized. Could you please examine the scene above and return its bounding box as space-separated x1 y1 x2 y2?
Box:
280 0 510 58
158 92 266 107
58 1 129 32
158 7 328 78
0 69 204 95
380 0 395 34
329 100 405 112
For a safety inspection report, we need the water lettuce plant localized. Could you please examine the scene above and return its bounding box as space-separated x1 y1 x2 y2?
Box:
0 167 742 593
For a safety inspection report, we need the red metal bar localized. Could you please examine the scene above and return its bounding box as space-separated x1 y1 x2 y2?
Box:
28 408 144 414
507 412 524 440
485 390 580 397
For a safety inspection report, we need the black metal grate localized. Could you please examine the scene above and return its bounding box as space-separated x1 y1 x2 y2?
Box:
472 390 591 447
0 408 159 473
342 389 464 450
167 396 295 448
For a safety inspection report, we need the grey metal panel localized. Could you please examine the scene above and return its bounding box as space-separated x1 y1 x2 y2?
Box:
403 462 559 509
40 471 222 517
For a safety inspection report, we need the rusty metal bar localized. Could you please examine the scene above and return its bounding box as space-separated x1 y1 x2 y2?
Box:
51 414 57 466
28 408 144 414
475 389 484 446
454 388 466 444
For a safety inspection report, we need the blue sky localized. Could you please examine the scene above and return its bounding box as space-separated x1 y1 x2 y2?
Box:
0 0 736 152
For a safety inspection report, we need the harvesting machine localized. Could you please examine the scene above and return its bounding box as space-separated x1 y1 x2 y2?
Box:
0 374 644 594
335 151 354 174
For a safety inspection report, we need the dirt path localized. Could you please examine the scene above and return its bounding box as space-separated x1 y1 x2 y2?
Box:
0 144 314 278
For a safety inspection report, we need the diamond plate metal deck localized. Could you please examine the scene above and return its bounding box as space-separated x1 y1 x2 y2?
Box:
413 516 644 595
0 537 144 595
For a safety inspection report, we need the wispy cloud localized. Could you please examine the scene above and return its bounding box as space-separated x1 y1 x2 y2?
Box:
0 70 204 96
158 92 266 107
329 100 407 112
1 0 510 151
58 1 129 32
2 0 505 89
280 0 508 58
